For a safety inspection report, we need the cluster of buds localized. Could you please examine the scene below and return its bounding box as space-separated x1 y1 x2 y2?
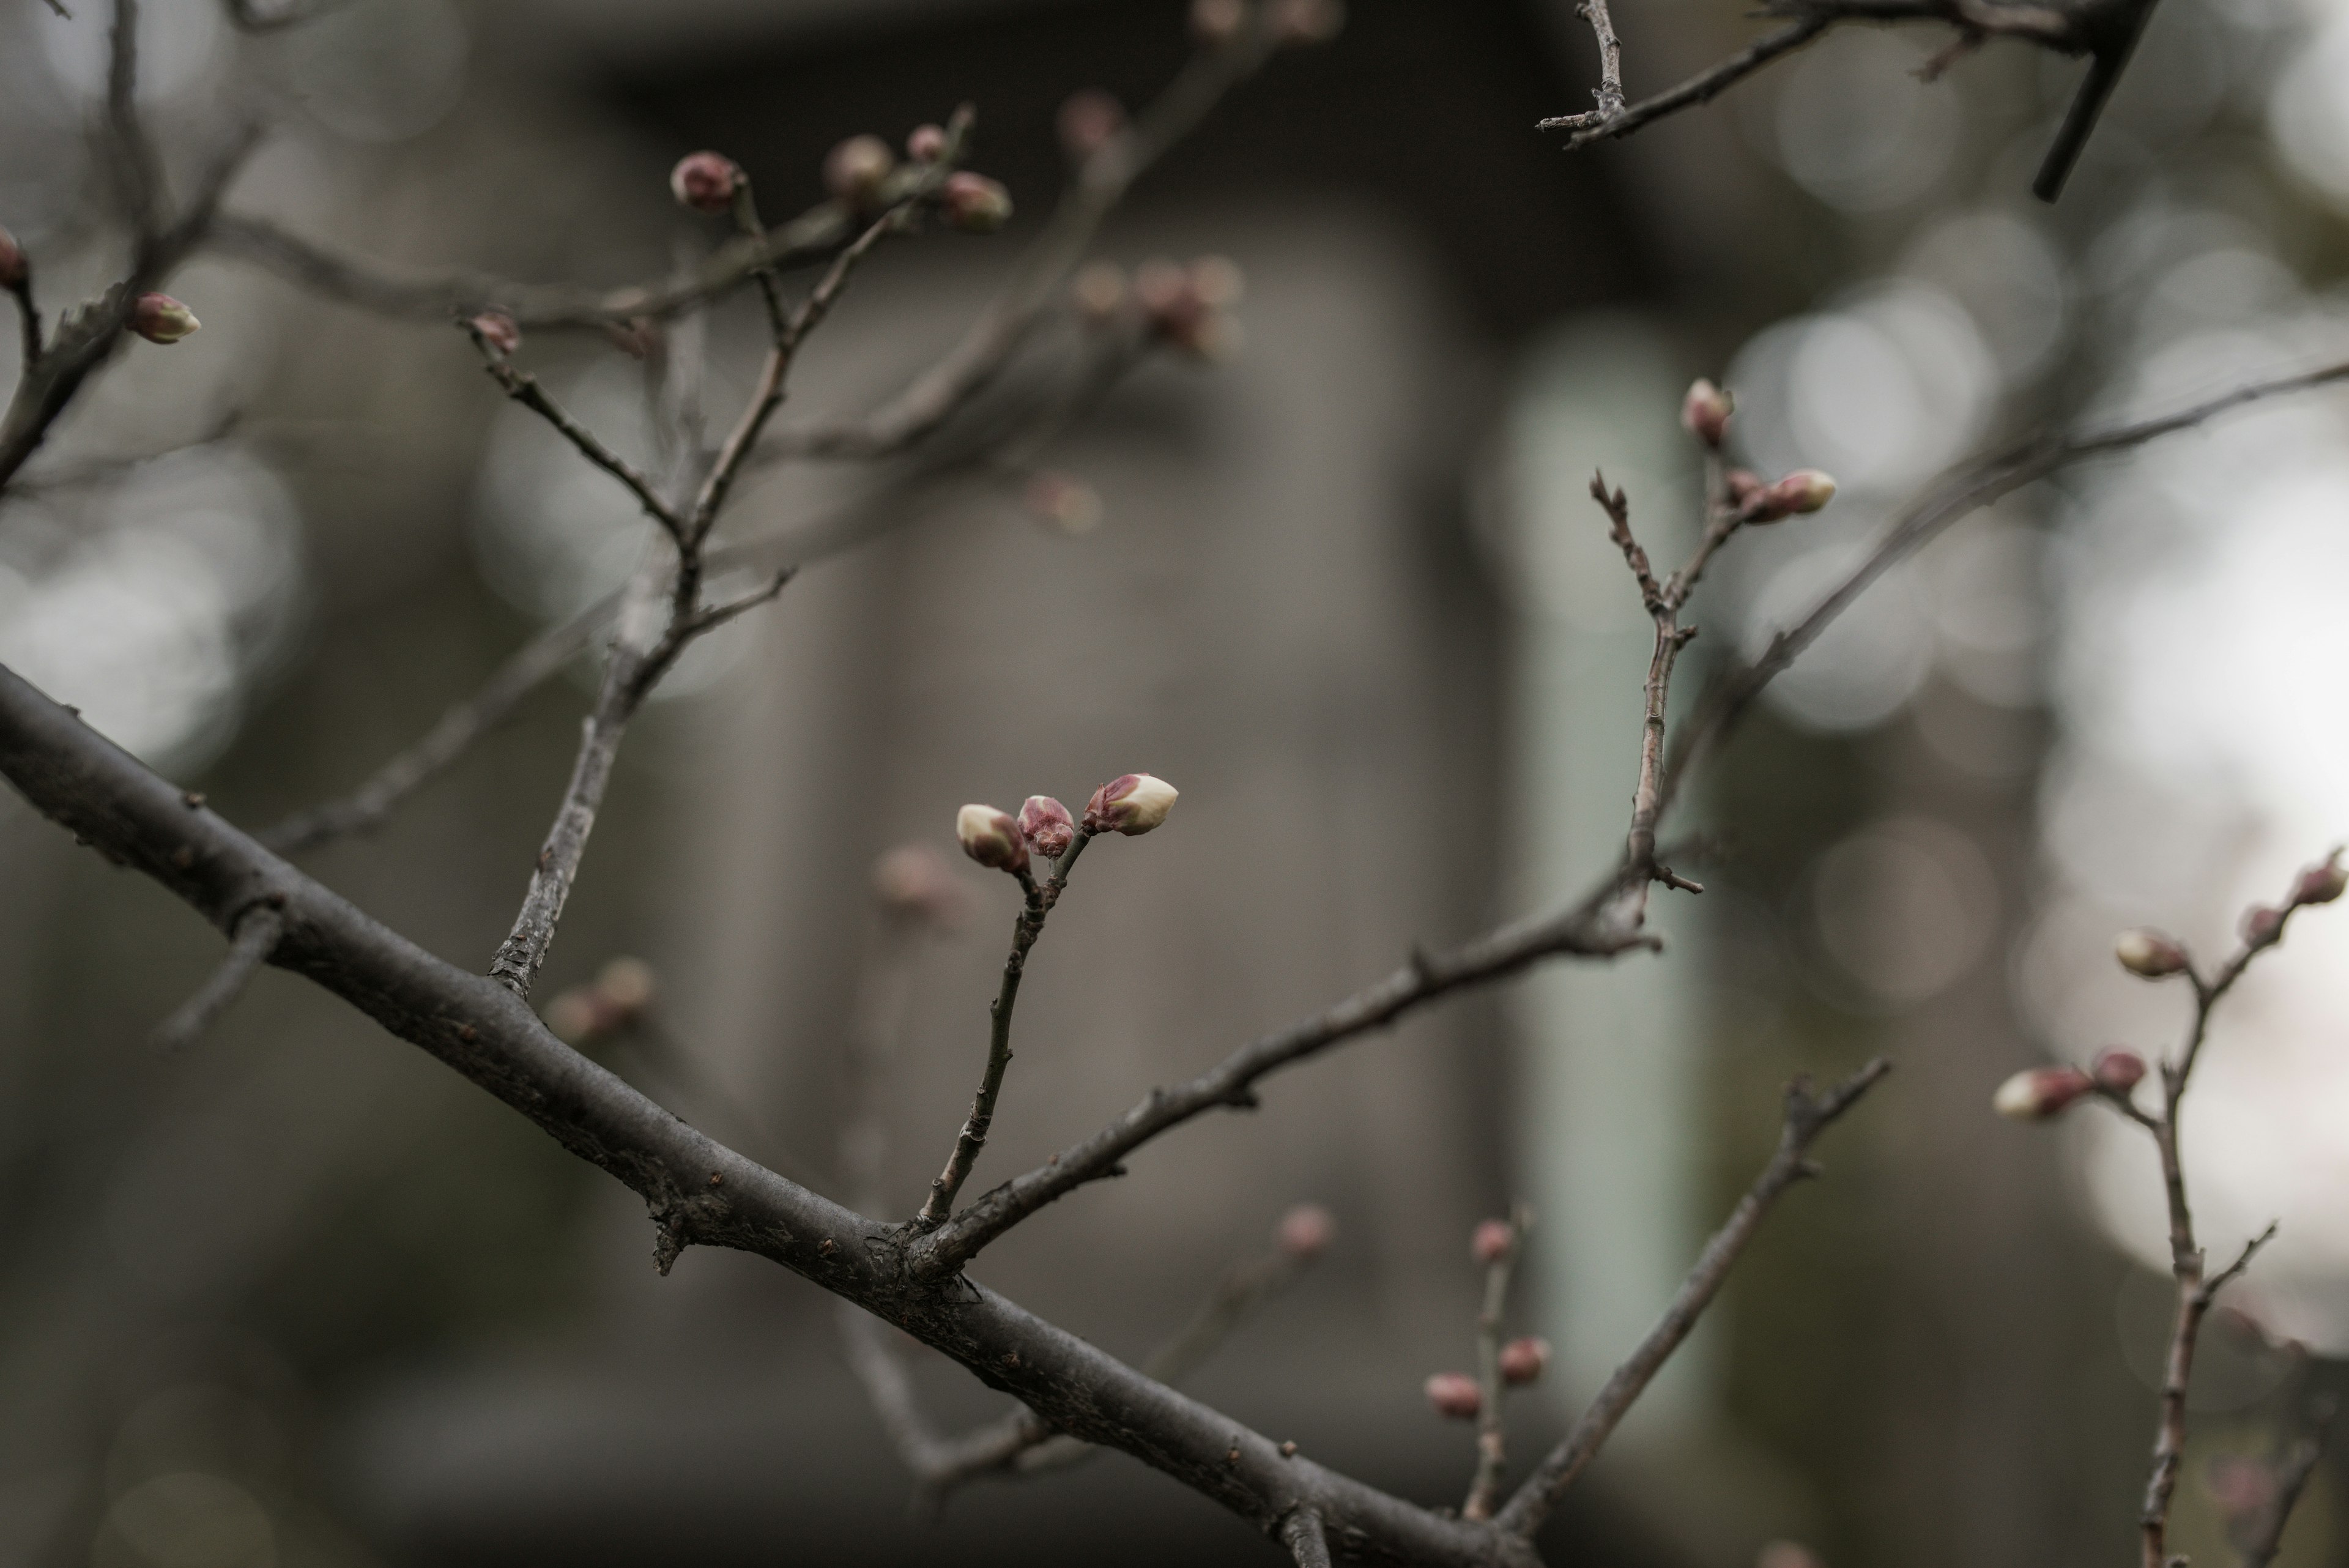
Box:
824 135 897 209
0 226 24 291
468 310 521 357
871 842 968 929
1681 378 1732 448
130 292 199 345
2115 927 2189 979
543 956 657 1045
1057 89 1127 162
941 171 1013 234
1726 466 1837 524
1082 773 1179 836
1130 256 1245 360
2240 849 2349 949
1276 1202 1336 1260
669 150 744 215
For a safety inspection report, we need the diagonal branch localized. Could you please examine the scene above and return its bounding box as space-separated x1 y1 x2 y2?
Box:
1493 1058 1891 1537
150 902 283 1052
472 339 686 544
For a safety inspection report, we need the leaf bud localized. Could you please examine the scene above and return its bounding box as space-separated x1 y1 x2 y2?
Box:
1275 1203 1336 1260
1019 795 1076 860
941 171 1012 234
1992 1065 2093 1121
1680 378 1732 447
2115 927 2188 978
130 292 199 344
669 150 743 215
1423 1372 1482 1421
1471 1218 1515 1265
956 803 1030 874
2090 1047 2147 1091
824 135 897 207
1083 773 1178 836
1497 1336 1550 1386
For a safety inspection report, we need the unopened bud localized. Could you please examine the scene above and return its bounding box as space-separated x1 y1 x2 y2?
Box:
2091 1047 2147 1091
1992 1065 2093 1122
1756 1543 1825 1568
468 311 520 356
0 226 24 291
1423 1372 1482 1421
824 135 897 207
544 987 603 1044
941 171 1012 234
1275 0 1345 42
1276 1203 1336 1260
1724 468 1762 507
2243 904 2286 947
905 123 948 163
669 150 744 215
1024 471 1102 534
1190 0 1245 44
956 803 1029 874
2206 1455 2280 1522
1471 1218 1515 1265
130 292 198 344
596 956 656 1020
1680 379 1732 447
872 842 968 928
1072 261 1127 324
1497 1336 1549 1387
1083 773 1178 835
1019 795 1077 859
1057 89 1127 162
2115 928 2188 979
2290 852 2345 907
1743 469 1836 523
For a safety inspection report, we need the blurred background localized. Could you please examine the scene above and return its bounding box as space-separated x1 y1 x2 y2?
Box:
1 0 2347 1564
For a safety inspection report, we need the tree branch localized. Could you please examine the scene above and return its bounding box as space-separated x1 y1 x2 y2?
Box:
1493 1058 1891 1537
1463 1204 1532 1521
150 902 283 1052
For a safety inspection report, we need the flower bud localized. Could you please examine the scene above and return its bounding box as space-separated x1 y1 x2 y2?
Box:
597 956 656 1021
1072 261 1127 324
941 171 1012 234
669 151 744 215
905 123 948 163
1083 773 1178 836
2290 853 2345 907
1743 469 1836 523
956 803 1030 874
1680 378 1732 447
2115 927 2188 979
1190 0 1245 44
872 842 968 928
824 135 897 207
1276 1202 1335 1260
2091 1047 2147 1092
2243 904 2286 947
1423 1372 1482 1421
1019 795 1077 859
0 226 24 291
1497 1336 1549 1387
1023 471 1102 534
1992 1065 2093 1122
469 310 521 357
1275 0 1345 43
1756 1543 1825 1568
130 292 198 344
1056 89 1127 162
1471 1218 1515 1265
1724 468 1762 507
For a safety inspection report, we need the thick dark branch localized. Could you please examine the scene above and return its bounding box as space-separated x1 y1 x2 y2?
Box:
150 903 283 1051
0 658 1536 1568
1494 1059 1891 1537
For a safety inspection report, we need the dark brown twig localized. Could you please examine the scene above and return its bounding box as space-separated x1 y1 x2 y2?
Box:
1494 1058 1892 1537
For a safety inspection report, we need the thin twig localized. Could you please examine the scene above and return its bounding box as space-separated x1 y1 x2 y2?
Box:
106 0 162 242
1282 1507 1334 1568
472 341 686 544
2236 1395 2336 1568
1539 15 1833 144
1463 1203 1532 1521
150 904 284 1052
1493 1059 1891 1537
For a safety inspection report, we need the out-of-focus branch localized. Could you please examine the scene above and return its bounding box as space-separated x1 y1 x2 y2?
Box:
150 902 283 1052
106 0 162 242
2235 1394 2336 1568
1494 1059 1891 1537
221 0 342 31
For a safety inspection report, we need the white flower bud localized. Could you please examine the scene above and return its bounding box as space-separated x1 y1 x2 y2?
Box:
1680 378 1732 447
1083 773 1177 835
1992 1066 2091 1122
131 292 198 344
956 803 1029 874
2115 927 2189 978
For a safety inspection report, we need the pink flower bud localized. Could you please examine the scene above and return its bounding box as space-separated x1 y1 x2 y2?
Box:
544 986 606 1044
2115 928 2188 979
824 135 897 206
1275 1203 1336 1260
1680 378 1732 447
1190 0 1245 44
2243 904 2286 946
130 292 198 344
1423 1372 1482 1421
956 804 1030 874
1724 468 1762 507
1992 1065 2093 1122
941 171 1012 234
872 842 969 927
669 151 744 215
596 956 656 1022
1071 261 1127 324
1019 795 1076 859
1056 89 1127 161
2091 1047 2147 1091
469 311 521 356
905 123 948 163
1743 469 1837 523
0 227 24 291
1083 773 1178 835
2206 1455 2279 1521
1275 0 1345 43
2290 853 2345 907
1471 1218 1515 1265
1023 471 1102 534
1497 1336 1550 1386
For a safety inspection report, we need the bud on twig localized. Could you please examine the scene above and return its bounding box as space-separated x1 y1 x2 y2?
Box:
1424 1372 1482 1421
1724 469 1762 508
2091 1047 2147 1092
1190 0 1245 45
130 293 198 344
1275 0 1345 43
1741 469 1836 523
2115 927 2189 979
0 226 24 291
1083 773 1178 836
1680 379 1732 448
1057 89 1127 162
956 804 1030 874
2290 852 2345 907
2242 904 2285 948
1497 1336 1550 1386
469 311 521 357
905 124 948 163
1471 1217 1515 1265
941 172 1012 234
669 151 744 214
541 956 657 1044
1992 1065 2093 1121
872 842 967 929
824 135 897 207
1019 795 1076 860
1276 1203 1336 1260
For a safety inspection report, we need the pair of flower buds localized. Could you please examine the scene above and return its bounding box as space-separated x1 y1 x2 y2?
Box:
1425 1338 1551 1421
1679 378 1838 524
956 773 1178 876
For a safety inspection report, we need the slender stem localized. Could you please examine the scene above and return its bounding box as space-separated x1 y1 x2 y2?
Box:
151 904 284 1052
2237 1395 2336 1568
474 349 685 544
1464 1204 1531 1520
921 869 1051 1224
1540 15 1833 142
106 0 161 242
